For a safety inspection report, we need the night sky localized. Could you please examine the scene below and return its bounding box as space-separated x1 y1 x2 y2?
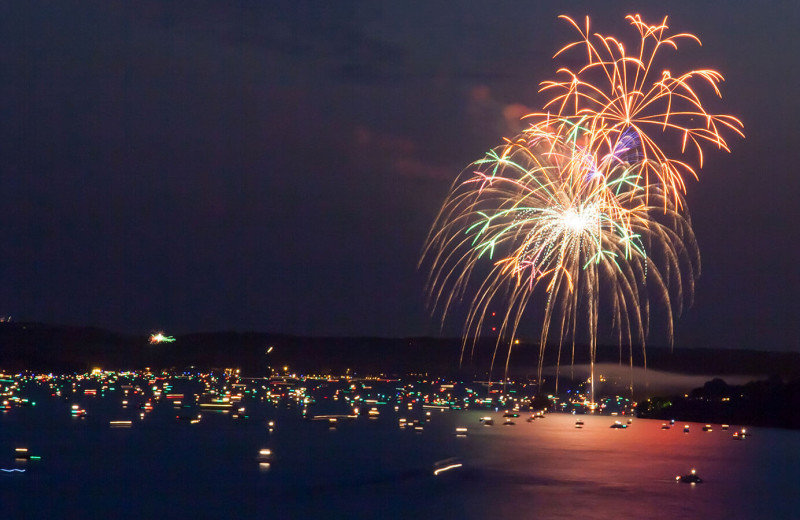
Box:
1 1 798 352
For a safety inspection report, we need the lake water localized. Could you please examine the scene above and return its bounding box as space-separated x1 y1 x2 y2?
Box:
2 385 799 519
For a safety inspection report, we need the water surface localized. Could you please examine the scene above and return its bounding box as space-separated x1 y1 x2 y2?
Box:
2 394 797 519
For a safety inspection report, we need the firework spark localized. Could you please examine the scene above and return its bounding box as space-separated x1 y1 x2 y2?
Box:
527 15 743 206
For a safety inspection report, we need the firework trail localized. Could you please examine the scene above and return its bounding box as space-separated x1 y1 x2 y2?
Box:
529 15 743 206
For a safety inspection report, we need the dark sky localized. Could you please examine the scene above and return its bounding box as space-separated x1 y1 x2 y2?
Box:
1 1 798 352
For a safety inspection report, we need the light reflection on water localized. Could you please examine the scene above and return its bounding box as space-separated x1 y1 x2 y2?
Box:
458 413 799 519
2 400 798 519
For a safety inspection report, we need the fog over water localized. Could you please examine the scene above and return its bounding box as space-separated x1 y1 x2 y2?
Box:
541 364 762 399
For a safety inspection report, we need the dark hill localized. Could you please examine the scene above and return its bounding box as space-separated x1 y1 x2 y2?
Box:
1 322 799 380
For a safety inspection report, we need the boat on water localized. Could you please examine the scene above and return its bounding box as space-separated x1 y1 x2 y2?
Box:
176 412 202 424
14 448 40 460
310 414 357 421
433 457 463 476
198 399 233 410
676 469 702 484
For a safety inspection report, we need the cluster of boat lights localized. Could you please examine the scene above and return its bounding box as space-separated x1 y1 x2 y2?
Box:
1 370 755 480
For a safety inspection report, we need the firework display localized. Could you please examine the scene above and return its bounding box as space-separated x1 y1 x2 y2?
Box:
149 332 176 344
421 16 742 401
